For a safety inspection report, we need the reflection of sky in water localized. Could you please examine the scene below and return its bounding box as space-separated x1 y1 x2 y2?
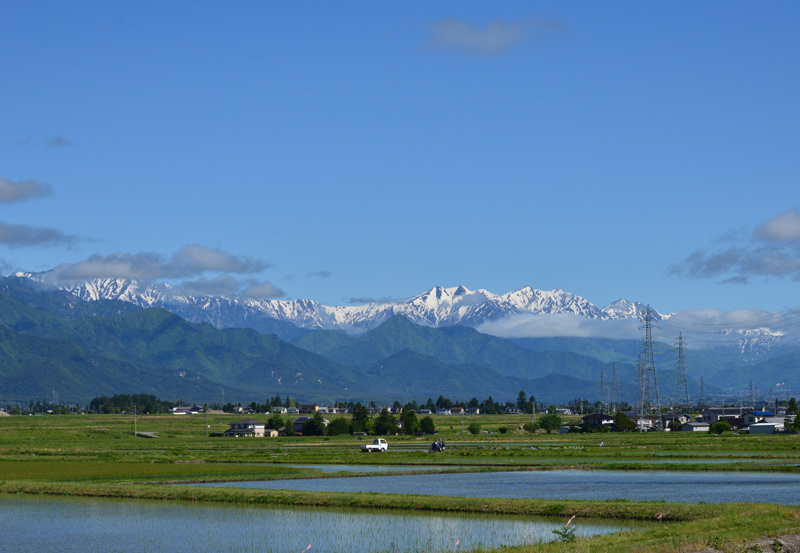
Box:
286 463 464 473
0 495 638 553
193 469 800 505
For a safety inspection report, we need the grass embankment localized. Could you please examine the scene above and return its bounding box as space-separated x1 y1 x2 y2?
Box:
1 413 800 552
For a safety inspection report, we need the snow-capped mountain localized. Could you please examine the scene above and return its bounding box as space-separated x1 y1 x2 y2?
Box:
8 272 799 357
11 273 658 335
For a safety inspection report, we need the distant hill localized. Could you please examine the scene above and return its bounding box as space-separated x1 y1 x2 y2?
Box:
0 279 788 406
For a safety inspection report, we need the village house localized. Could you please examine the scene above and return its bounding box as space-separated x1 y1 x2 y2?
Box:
172 405 203 415
623 411 654 431
581 413 614 430
701 407 751 424
681 421 710 432
743 409 776 426
224 419 267 437
744 410 785 433
660 411 692 431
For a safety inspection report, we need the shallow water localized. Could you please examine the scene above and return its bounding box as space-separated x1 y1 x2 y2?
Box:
192 469 800 504
0 494 639 553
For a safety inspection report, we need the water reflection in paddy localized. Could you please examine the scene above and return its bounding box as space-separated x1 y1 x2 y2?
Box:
285 463 464 473
0 494 639 553
193 469 800 505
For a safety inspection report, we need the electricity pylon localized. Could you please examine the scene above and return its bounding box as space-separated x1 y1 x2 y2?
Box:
676 332 690 407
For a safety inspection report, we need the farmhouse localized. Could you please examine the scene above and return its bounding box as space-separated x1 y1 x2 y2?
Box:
224 419 267 437
701 407 751 424
742 410 781 426
581 413 614 429
681 421 710 432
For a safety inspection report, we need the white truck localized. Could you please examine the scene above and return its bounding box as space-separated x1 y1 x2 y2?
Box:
360 438 388 452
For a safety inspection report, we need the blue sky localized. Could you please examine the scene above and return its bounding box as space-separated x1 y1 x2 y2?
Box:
2 2 800 316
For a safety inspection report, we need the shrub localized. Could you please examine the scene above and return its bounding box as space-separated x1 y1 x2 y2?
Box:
420 416 436 435
522 422 538 434
710 420 732 434
467 421 482 435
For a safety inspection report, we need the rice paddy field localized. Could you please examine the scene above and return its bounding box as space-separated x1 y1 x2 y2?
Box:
1 412 799 553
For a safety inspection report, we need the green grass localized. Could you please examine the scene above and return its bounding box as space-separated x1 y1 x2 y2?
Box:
1 413 799 553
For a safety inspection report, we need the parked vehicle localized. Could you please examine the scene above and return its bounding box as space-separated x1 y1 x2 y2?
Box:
360 438 388 452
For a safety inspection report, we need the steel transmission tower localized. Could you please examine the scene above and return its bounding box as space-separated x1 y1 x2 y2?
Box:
640 305 662 426
699 377 705 408
612 363 620 414
675 332 690 407
599 370 607 413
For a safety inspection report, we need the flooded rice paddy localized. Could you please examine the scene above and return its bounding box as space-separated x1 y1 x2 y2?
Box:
0 494 640 553
193 469 800 504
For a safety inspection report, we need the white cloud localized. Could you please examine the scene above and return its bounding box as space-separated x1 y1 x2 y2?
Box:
240 280 285 298
0 221 77 248
477 313 641 339
177 275 242 297
673 209 800 281
0 176 53 203
755 209 800 242
52 245 267 281
172 244 266 274
425 17 566 56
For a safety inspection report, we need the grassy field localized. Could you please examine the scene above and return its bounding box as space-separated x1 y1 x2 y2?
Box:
1 413 799 552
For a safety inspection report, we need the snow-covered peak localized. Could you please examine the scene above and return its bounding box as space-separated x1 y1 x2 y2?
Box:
6 272 665 334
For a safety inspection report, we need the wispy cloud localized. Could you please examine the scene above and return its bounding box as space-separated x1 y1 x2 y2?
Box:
0 221 78 248
424 17 566 56
477 307 797 344
240 280 285 298
176 275 242 297
47 135 73 148
755 209 800 241
306 270 332 278
0 176 53 203
174 275 284 299
52 245 268 281
347 296 397 305
477 313 641 339
671 209 800 283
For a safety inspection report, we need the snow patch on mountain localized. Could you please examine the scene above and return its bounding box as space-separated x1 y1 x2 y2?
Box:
13 272 789 353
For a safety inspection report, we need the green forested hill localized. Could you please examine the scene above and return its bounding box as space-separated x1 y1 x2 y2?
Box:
293 315 627 381
0 285 788 406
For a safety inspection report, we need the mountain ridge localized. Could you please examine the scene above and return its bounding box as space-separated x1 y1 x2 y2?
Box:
11 273 663 335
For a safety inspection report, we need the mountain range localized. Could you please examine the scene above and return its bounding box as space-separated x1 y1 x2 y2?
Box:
1 273 798 406
16 272 663 334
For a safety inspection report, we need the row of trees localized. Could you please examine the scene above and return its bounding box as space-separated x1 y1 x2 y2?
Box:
262 404 438 437
89 394 176 414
